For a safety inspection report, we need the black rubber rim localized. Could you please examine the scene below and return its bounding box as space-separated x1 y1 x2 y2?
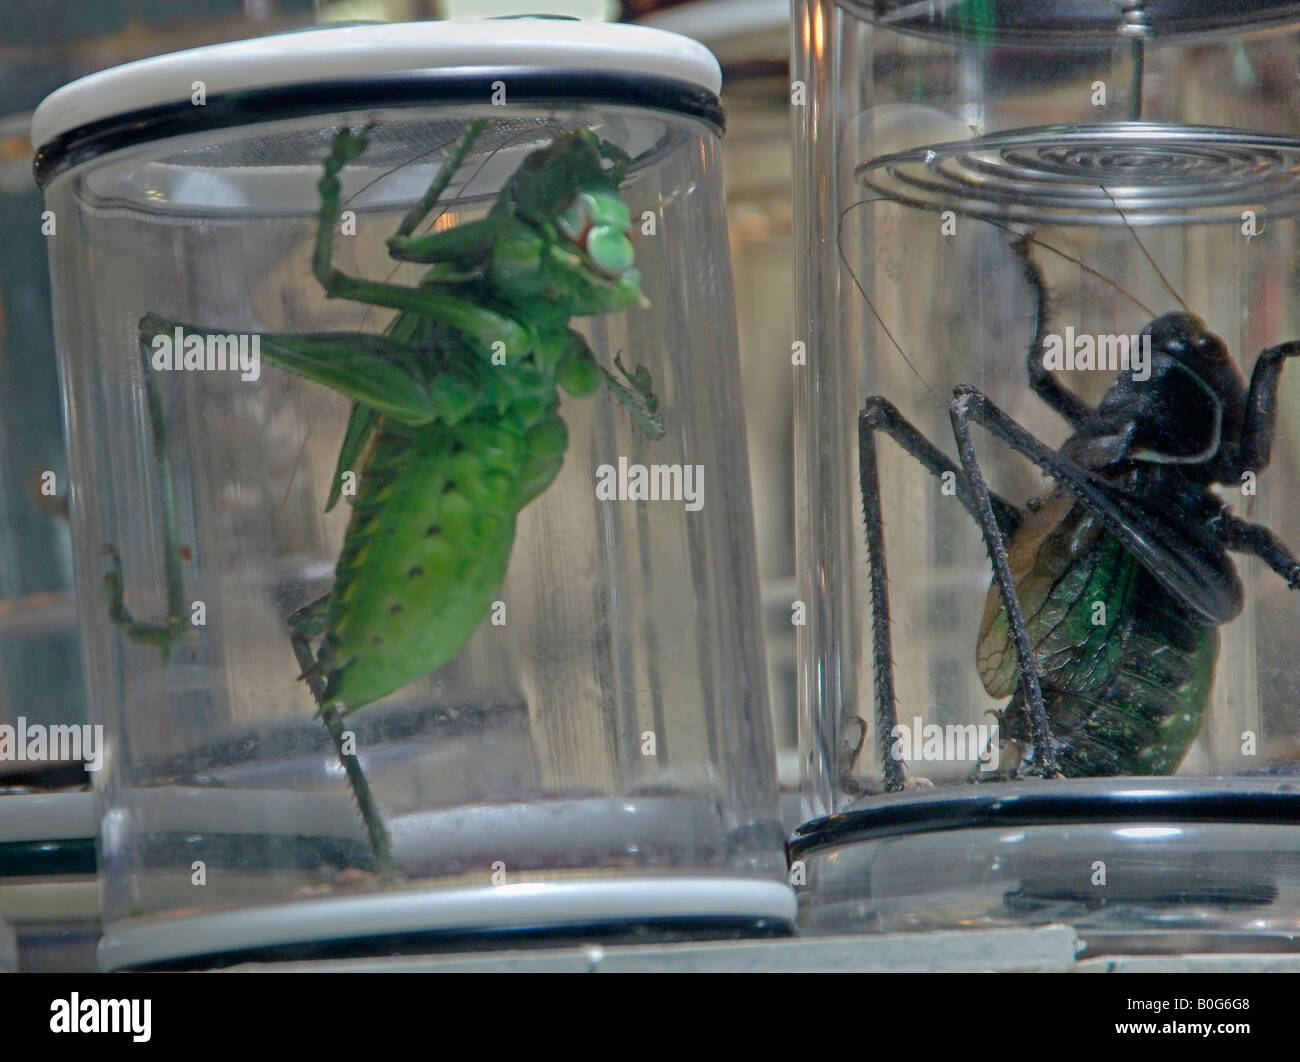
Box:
33 67 725 187
0 837 96 877
788 785 1300 860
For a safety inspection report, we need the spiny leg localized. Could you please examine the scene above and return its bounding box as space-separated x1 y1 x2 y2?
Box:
1238 341 1300 471
102 546 188 657
1010 232 1092 428
1211 514 1300 589
289 595 396 884
394 118 489 240
133 312 414 882
139 312 439 423
313 128 532 357
858 396 1022 792
102 328 192 658
949 386 1060 778
604 353 664 439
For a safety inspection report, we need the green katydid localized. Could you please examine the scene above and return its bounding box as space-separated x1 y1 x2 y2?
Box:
103 120 664 883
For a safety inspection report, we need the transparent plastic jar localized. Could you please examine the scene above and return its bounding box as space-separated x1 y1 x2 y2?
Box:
35 19 790 970
636 0 800 793
792 0 1300 951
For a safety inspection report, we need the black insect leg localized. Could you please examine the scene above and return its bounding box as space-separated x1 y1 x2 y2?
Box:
1237 341 1300 472
859 397 1022 791
949 386 1061 778
289 594 397 884
1211 514 1300 589
1214 339 1300 590
1011 233 1093 429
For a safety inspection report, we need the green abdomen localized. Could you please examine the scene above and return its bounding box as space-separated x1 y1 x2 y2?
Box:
317 406 558 711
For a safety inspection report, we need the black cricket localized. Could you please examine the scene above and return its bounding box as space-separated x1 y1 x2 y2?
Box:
855 229 1300 789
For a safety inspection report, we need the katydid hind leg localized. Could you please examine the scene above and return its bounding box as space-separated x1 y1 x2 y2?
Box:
948 388 1060 778
858 396 1023 792
289 592 396 883
141 312 440 426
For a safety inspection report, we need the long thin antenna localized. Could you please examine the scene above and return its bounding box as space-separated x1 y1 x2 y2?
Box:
973 212 1159 319
837 197 938 394
1100 184 1193 315
837 193 1172 392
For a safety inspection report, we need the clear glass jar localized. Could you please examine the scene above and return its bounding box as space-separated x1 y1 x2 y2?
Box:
793 0 1300 950
36 19 790 970
635 0 800 796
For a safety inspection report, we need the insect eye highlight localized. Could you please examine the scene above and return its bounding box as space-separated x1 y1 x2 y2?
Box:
586 225 635 277
554 194 590 243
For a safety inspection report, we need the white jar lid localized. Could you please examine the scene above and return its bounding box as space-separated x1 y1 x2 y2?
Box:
32 18 723 170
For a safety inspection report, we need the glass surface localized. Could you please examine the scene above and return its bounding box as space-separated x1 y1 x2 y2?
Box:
45 102 783 948
721 73 798 782
794 0 1300 935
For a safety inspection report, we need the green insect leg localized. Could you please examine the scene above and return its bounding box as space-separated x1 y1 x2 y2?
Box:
553 330 663 440
135 310 405 883
393 118 489 240
102 545 188 658
313 128 533 359
140 312 441 424
385 216 506 265
101 327 192 658
289 595 397 884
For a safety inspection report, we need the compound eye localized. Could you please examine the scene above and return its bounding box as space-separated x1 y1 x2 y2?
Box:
585 191 631 232
1193 331 1219 355
554 194 590 243
586 226 634 277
